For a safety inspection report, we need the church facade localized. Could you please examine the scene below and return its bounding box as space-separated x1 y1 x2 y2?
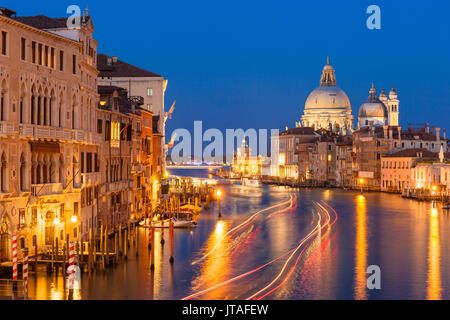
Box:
299 58 400 133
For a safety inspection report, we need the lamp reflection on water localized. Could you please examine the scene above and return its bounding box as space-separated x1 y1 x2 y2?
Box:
427 207 441 300
354 195 367 300
193 220 231 299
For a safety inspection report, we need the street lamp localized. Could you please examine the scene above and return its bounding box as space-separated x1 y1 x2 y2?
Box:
216 189 223 218
359 178 365 194
432 185 438 205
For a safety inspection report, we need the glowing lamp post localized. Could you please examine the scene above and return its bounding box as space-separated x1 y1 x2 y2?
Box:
216 189 223 218
359 178 365 194
432 185 437 205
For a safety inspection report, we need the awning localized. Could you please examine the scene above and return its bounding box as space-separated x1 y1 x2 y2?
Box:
30 141 60 153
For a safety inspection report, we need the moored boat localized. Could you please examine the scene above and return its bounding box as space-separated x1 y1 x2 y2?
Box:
140 217 196 228
242 177 261 187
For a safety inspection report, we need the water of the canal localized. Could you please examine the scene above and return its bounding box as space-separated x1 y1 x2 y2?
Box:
24 168 450 300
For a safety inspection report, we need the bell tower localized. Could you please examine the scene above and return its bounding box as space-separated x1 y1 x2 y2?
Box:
387 86 399 126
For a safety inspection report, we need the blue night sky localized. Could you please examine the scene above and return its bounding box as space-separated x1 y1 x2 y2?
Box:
6 0 450 140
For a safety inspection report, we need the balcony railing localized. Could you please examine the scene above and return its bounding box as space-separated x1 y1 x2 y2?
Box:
0 121 15 135
128 96 144 106
81 172 101 185
31 183 63 197
18 124 102 145
106 180 133 193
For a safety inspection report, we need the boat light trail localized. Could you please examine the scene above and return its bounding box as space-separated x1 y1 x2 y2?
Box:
250 201 338 300
183 200 338 300
246 203 327 300
191 194 295 265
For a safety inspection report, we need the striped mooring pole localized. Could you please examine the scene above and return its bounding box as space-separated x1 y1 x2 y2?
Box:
12 235 17 280
12 235 18 299
23 248 28 299
68 241 75 300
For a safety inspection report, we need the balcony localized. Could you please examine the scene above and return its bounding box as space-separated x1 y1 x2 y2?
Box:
0 121 15 135
81 172 101 185
31 183 63 197
128 96 144 106
18 124 102 145
106 180 133 193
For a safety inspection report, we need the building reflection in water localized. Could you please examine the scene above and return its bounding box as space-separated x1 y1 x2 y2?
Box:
427 208 441 300
354 195 367 300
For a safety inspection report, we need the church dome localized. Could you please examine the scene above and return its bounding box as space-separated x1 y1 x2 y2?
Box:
358 101 388 118
358 83 388 128
305 86 351 111
359 84 388 118
304 57 351 112
301 57 354 133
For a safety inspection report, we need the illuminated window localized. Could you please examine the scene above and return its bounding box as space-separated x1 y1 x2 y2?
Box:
279 153 285 165
111 122 120 148
147 88 153 97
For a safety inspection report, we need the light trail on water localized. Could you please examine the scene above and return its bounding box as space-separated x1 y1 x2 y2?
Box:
183 198 338 301
191 194 295 265
253 201 338 300
247 202 331 300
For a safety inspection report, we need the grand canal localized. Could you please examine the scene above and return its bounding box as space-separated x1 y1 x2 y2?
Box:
22 168 450 300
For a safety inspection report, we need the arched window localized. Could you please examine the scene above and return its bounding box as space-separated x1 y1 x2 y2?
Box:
20 153 26 191
42 157 48 184
59 155 64 185
37 94 42 126
0 79 8 122
49 159 54 183
1 153 7 192
58 92 64 128
72 95 78 130
0 215 11 262
50 91 56 127
30 87 36 125
43 95 48 126
20 84 27 124
36 160 41 185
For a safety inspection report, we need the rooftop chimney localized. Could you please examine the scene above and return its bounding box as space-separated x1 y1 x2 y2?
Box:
398 126 402 140
0 7 16 18
389 128 393 140
383 125 388 139
112 56 118 63
444 129 447 140
436 127 441 142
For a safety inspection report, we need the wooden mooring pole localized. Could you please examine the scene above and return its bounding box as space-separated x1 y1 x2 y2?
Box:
150 227 155 271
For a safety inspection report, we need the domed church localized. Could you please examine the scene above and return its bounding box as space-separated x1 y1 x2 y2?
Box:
300 57 354 134
358 83 399 129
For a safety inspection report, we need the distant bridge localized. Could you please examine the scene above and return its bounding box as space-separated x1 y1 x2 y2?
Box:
167 165 230 169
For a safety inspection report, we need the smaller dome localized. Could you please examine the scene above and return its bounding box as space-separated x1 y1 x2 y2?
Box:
359 101 388 118
359 83 388 119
